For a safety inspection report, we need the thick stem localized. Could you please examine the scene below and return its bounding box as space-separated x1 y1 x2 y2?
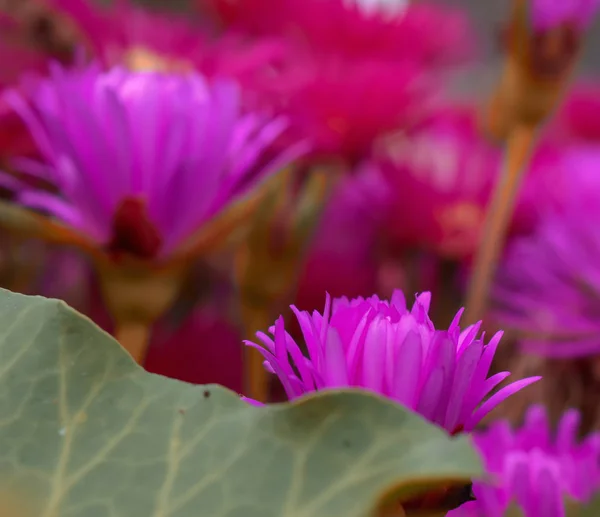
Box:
115 321 152 364
95 258 186 367
464 124 537 324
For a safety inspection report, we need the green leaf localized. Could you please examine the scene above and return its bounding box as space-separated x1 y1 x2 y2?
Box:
0 288 483 517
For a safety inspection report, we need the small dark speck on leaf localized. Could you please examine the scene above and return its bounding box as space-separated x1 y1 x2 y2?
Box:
342 439 351 448
203 390 210 399
178 409 185 415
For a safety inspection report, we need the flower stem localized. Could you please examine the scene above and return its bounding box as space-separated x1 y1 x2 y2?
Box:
115 321 152 364
240 303 272 403
464 124 537 324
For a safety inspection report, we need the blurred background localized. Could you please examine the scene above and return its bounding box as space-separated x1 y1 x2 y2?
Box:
140 0 600 77
0 0 600 435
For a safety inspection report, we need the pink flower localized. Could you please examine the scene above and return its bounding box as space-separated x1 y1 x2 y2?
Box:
1 63 307 259
45 0 289 90
0 96 36 162
282 57 430 163
379 106 501 258
204 0 473 66
449 406 600 517
530 0 600 30
493 146 600 357
246 290 540 434
549 82 600 143
285 0 473 65
46 0 205 66
378 106 565 259
0 18 51 88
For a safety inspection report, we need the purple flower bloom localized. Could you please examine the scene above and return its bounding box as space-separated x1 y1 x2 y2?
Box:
245 290 540 433
530 0 600 30
493 147 600 358
2 62 307 258
448 405 600 517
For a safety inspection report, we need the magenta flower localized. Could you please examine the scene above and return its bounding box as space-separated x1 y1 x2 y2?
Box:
448 405 600 517
379 105 569 259
245 290 540 433
493 147 600 357
549 82 600 143
45 0 291 93
530 0 600 30
281 57 431 163
2 62 306 259
205 0 473 66
379 105 501 259
45 0 206 67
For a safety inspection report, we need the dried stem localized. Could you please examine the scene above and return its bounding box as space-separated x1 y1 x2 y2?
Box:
115 321 152 365
464 124 537 324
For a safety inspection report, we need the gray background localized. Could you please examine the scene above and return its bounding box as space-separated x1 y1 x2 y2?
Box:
434 0 600 97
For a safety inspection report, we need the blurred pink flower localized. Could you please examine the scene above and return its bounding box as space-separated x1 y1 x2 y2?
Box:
549 83 600 143
0 13 61 162
0 97 36 162
284 0 473 65
281 57 430 163
0 9 80 164
531 0 600 30
2 63 307 259
203 0 473 66
493 146 600 357
379 106 501 259
512 141 573 235
200 0 288 34
46 0 206 67
45 0 290 89
378 106 567 259
0 19 50 87
449 405 600 517
201 0 473 164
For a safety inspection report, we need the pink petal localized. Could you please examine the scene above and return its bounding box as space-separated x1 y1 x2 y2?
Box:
465 376 541 430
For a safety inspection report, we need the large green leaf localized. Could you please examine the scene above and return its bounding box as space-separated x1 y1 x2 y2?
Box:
0 288 482 517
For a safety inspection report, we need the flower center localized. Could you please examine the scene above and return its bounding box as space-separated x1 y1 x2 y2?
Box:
108 196 162 259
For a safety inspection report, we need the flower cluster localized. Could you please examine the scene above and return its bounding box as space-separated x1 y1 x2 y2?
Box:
493 148 600 357
449 405 600 517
